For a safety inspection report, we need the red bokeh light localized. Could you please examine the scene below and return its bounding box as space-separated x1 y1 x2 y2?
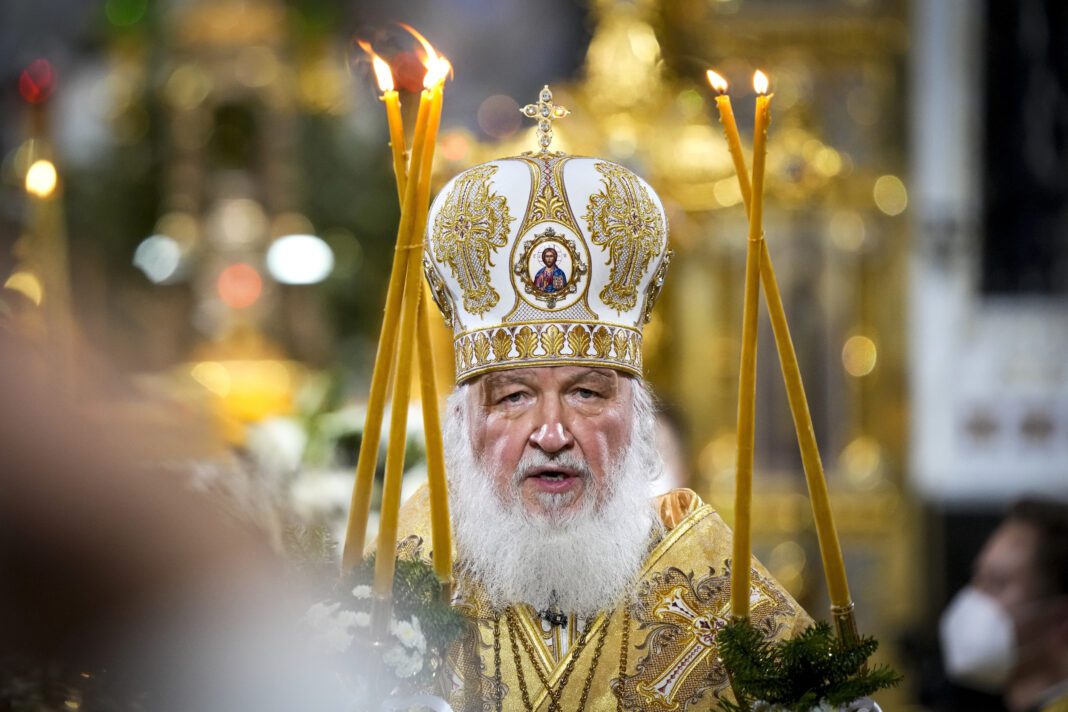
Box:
19 59 56 105
217 263 263 309
391 51 425 93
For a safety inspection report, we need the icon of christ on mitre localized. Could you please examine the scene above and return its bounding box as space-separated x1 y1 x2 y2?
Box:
372 88 814 712
532 247 567 293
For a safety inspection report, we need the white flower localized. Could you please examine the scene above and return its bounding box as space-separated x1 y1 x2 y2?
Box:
354 611 371 627
289 470 355 521
383 645 423 678
321 623 355 653
304 601 341 629
303 601 359 654
351 585 372 599
391 616 426 654
335 609 359 627
247 417 307 477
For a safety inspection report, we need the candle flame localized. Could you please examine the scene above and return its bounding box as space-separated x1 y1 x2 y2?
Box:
423 55 451 89
358 40 394 92
753 70 769 95
399 22 438 63
706 69 728 94
398 23 450 89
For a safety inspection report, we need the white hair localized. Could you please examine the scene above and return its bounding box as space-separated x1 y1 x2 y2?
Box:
444 377 665 616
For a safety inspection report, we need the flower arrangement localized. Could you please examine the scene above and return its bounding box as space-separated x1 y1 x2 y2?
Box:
302 555 465 701
716 619 901 712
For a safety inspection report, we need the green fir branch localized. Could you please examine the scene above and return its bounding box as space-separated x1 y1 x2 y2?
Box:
352 554 466 653
716 619 901 712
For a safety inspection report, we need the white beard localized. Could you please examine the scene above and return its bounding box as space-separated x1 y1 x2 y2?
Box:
444 380 664 617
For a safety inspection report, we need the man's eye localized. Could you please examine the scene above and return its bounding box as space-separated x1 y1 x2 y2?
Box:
499 392 525 404
575 388 598 399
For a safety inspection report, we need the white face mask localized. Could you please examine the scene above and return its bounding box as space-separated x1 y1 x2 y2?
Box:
939 586 1017 692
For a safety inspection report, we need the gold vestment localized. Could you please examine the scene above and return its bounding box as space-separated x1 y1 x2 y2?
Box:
390 486 812 711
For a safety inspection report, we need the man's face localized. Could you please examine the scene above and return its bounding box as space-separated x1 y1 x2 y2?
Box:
542 250 556 268
465 366 633 518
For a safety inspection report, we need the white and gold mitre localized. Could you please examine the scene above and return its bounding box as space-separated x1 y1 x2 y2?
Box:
424 87 671 383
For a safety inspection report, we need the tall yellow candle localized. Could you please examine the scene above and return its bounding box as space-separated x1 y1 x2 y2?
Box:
385 94 407 197
344 39 454 592
710 70 852 610
707 70 752 211
417 296 452 583
762 250 851 608
391 21 455 583
341 82 430 573
362 43 408 199
372 58 448 600
409 57 452 584
730 70 770 620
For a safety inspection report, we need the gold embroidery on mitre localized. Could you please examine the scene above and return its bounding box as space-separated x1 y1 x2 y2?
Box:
584 161 666 313
452 321 643 381
423 257 455 329
491 328 512 362
640 248 673 325
618 565 794 712
526 154 578 231
472 333 491 364
566 324 591 357
532 174 569 225
431 164 515 315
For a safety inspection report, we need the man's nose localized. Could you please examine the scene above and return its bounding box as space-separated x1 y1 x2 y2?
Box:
528 399 574 453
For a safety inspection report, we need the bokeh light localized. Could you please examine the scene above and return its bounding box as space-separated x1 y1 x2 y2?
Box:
873 174 908 215
438 130 472 163
133 235 183 284
25 159 58 198
840 436 885 489
164 64 212 111
712 177 743 207
842 334 878 377
235 46 279 88
105 0 147 26
828 210 866 251
217 263 263 308
155 211 200 246
266 234 335 285
19 60 55 104
768 540 807 593
698 430 737 486
191 361 231 397
4 271 44 305
476 94 521 139
215 199 267 246
675 88 705 119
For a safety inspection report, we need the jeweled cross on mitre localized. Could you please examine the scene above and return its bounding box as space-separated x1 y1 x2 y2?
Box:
521 85 570 151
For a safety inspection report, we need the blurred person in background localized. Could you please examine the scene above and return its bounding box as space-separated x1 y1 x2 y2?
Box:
940 498 1068 712
0 334 350 711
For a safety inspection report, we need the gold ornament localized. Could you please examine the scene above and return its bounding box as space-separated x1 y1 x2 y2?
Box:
430 164 515 316
521 85 571 152
585 162 667 313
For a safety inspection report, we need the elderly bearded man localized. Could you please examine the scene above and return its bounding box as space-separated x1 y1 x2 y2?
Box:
389 137 812 711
